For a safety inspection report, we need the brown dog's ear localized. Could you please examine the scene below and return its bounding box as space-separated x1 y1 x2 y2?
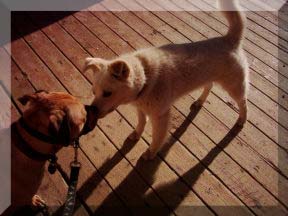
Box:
18 90 48 105
35 89 49 94
83 57 103 73
110 60 130 80
49 114 71 145
18 94 37 105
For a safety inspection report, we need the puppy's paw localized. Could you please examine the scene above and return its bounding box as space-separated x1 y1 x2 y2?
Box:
32 195 45 207
141 149 156 160
128 130 141 141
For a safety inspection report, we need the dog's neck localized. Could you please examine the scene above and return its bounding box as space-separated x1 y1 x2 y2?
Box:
13 121 61 163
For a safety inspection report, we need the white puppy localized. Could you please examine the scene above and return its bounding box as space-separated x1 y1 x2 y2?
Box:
84 0 249 160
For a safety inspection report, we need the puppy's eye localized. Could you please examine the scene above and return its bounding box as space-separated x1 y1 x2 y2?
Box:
103 91 112 98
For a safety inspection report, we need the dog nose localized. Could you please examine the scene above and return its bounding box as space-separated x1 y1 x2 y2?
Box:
81 105 99 135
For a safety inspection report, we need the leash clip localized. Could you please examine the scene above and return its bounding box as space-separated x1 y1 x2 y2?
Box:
48 155 58 174
71 138 81 168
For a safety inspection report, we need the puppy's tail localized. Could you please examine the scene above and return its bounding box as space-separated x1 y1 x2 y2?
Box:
219 0 246 47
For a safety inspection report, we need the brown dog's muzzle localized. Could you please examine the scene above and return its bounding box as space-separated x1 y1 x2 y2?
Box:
81 105 99 136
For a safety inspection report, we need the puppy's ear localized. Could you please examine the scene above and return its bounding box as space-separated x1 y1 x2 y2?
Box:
83 57 103 73
110 60 130 80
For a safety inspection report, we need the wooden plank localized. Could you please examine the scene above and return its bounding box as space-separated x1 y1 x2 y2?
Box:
192 0 288 57
202 0 288 53
5 39 65 93
239 0 280 26
89 9 152 50
243 0 288 26
240 0 288 32
14 19 92 100
27 11 252 215
74 11 134 55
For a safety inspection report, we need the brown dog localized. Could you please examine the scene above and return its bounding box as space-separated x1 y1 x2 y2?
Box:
1 90 97 215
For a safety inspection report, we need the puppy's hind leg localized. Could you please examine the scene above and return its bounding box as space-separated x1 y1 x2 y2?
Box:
129 108 147 141
191 83 213 109
220 74 248 127
141 110 170 160
231 79 248 127
236 97 247 127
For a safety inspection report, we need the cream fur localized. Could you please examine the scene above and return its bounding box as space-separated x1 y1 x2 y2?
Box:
85 0 249 160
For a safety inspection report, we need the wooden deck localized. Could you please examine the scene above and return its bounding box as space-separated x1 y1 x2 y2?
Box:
1 0 288 215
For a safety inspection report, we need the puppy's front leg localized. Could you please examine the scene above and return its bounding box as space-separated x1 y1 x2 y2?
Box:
129 108 147 141
191 83 213 109
142 110 170 160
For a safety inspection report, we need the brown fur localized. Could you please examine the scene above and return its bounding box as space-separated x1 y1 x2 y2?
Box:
1 91 86 214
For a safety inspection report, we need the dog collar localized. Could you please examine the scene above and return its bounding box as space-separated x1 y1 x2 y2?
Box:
12 123 59 174
19 117 60 145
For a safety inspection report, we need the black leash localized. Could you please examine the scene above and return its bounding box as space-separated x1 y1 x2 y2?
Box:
62 138 81 216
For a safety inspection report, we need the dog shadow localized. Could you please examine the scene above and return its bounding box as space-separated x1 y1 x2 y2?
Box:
91 103 242 215
54 102 242 215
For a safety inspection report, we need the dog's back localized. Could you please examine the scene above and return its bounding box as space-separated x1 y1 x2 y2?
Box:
133 0 247 102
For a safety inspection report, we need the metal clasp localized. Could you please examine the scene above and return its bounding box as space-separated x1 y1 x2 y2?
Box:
71 138 81 168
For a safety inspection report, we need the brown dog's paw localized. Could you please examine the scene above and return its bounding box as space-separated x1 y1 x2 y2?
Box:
141 149 156 160
128 130 141 141
31 195 46 207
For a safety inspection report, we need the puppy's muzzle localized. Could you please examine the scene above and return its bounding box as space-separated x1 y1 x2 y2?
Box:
81 105 99 135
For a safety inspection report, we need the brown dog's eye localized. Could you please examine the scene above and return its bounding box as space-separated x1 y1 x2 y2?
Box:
103 91 112 98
